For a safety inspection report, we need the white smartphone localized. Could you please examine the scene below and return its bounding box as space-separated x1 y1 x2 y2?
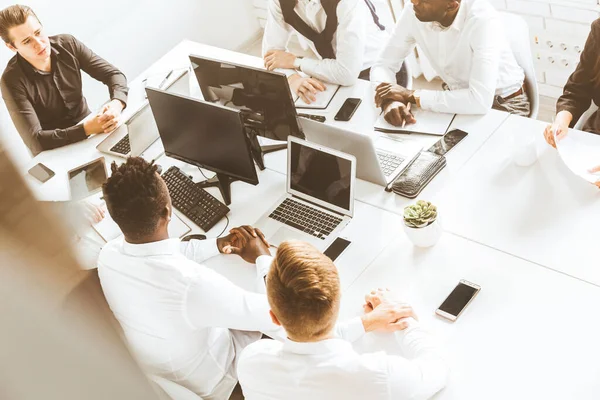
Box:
435 280 480 322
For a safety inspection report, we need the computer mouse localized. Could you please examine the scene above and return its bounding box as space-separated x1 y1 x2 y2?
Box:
181 234 207 242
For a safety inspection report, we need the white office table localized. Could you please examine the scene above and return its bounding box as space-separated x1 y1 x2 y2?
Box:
340 232 600 400
436 115 600 287
18 40 600 400
153 155 405 292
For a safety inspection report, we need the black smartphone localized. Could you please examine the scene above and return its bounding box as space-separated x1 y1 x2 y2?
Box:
427 129 469 156
323 237 351 261
334 98 361 121
435 280 481 322
28 162 55 183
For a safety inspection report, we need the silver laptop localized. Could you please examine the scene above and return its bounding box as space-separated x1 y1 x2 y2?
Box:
97 69 190 158
254 137 356 251
299 118 421 187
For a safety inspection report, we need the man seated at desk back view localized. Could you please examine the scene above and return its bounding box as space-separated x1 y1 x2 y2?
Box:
97 157 279 400
238 240 449 400
262 0 407 104
0 4 128 156
371 0 529 127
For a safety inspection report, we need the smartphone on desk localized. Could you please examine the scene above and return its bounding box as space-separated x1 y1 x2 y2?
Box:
435 279 480 322
427 129 468 156
28 162 55 183
324 237 351 261
334 98 361 121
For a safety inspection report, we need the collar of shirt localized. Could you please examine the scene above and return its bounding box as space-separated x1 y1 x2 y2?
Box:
297 0 321 12
427 3 467 33
17 39 63 78
120 238 182 257
282 337 352 355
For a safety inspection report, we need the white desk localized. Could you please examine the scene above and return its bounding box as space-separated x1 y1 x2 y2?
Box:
154 156 404 292
19 40 600 400
340 233 600 400
264 108 510 215
437 115 600 286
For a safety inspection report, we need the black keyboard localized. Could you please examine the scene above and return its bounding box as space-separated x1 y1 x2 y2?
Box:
110 134 131 155
161 166 230 232
268 198 342 240
376 151 405 177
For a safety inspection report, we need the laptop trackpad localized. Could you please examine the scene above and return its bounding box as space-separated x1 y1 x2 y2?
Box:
268 226 307 247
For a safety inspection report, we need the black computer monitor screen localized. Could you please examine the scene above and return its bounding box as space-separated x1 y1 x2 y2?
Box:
189 55 303 141
289 141 352 212
146 88 258 185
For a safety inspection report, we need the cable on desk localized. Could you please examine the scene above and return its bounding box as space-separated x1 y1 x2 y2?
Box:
197 167 215 181
215 215 230 238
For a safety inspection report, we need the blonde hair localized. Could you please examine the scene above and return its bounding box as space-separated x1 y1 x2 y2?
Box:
267 241 340 341
0 5 40 45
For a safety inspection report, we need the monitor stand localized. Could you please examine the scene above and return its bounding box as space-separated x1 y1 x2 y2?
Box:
196 173 238 205
245 127 287 171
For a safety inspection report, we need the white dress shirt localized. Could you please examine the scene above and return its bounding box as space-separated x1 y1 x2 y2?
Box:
238 320 448 400
370 0 524 114
97 237 277 400
263 0 390 86
98 238 367 399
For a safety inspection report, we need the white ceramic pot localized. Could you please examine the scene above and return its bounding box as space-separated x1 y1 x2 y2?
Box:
403 219 442 247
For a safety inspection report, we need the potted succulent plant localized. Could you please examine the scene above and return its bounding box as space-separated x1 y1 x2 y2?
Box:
403 200 442 247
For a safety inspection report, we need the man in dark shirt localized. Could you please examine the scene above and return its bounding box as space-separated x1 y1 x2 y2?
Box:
0 5 128 156
544 18 600 143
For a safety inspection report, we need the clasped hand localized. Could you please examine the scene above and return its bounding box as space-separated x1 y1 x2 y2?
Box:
217 225 271 263
374 83 416 127
361 288 418 333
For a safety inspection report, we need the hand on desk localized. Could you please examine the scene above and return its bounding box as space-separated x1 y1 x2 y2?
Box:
218 225 271 263
543 111 571 148
98 99 125 133
264 50 297 70
75 200 106 225
361 288 418 333
83 99 124 135
289 74 325 104
588 165 600 188
382 101 416 127
374 83 414 108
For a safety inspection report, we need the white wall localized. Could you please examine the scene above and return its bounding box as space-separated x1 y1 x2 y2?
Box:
0 0 260 166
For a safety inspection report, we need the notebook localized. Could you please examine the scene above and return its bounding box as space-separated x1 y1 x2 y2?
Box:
374 109 456 136
93 210 191 243
294 82 340 109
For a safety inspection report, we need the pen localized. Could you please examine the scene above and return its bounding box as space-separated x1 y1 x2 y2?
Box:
158 70 174 89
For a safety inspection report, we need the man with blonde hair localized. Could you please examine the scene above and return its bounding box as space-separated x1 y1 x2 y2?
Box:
238 240 449 399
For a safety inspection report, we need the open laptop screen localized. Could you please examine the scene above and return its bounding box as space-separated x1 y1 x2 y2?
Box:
289 140 353 215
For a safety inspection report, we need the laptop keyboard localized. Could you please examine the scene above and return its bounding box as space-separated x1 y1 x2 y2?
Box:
110 134 131 155
268 198 343 240
376 151 405 177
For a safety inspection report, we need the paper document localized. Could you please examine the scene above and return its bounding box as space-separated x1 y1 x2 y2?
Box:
555 129 600 184
294 82 340 109
374 110 455 136
93 209 191 243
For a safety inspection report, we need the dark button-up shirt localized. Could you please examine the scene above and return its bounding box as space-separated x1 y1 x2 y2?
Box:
556 18 600 134
0 34 128 155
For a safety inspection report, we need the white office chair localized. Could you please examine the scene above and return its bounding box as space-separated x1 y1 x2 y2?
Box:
574 104 599 131
499 12 540 119
151 376 203 400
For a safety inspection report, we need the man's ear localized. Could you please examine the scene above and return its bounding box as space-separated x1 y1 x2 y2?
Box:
447 0 460 12
5 42 16 53
269 310 281 326
163 205 171 221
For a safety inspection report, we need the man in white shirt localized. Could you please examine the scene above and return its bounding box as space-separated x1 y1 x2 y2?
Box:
97 157 279 399
263 0 407 104
371 0 529 126
238 241 449 400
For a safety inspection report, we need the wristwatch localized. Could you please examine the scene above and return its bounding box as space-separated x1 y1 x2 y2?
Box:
293 56 303 71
